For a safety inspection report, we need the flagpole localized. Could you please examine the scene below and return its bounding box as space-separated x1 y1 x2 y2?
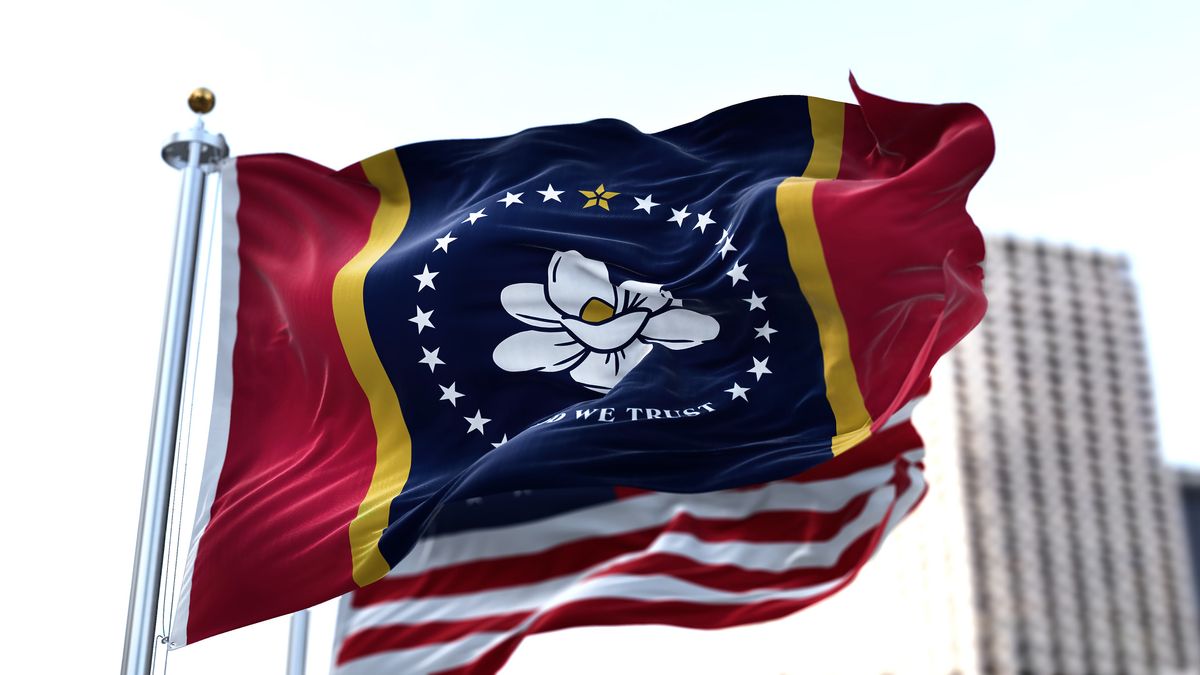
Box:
122 88 228 675
286 610 311 675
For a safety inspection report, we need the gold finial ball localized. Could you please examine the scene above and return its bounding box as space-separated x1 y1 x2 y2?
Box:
188 87 216 115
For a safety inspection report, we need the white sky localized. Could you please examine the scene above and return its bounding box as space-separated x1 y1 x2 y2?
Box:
2 1 1197 673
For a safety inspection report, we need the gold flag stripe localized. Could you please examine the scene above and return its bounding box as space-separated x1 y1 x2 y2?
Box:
776 98 873 455
334 150 415 586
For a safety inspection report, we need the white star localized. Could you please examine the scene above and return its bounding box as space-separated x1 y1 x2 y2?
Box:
743 291 767 311
465 410 490 435
719 237 738 259
491 434 509 449
439 381 460 401
748 357 772 381
725 382 750 401
633 194 659 213
433 232 457 253
463 209 487 225
538 184 564 202
727 261 749 286
693 210 715 233
418 347 444 372
715 228 730 244
499 192 524 207
755 322 778 342
409 306 434 333
668 205 691 226
413 264 439 292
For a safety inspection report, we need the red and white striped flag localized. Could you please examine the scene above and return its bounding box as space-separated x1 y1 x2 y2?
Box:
331 417 927 674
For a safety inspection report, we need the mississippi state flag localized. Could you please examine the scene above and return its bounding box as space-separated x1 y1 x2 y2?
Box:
171 78 992 648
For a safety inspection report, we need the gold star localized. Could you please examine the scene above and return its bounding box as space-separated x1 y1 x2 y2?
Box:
579 184 620 211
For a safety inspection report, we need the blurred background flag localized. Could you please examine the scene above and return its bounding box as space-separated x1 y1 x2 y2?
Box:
170 78 992 649
331 419 927 674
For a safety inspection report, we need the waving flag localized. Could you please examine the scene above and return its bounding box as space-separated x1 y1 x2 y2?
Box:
171 78 992 648
331 420 927 674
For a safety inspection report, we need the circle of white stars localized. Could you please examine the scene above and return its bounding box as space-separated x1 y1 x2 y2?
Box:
409 181 776 448
641 192 773 403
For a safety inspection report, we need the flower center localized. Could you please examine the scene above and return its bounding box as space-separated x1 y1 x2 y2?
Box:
580 297 616 324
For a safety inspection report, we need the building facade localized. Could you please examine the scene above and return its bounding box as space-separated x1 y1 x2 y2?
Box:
949 237 1199 674
1178 467 1200 646
779 237 1200 675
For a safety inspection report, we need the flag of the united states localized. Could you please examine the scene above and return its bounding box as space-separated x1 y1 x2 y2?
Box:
332 418 926 675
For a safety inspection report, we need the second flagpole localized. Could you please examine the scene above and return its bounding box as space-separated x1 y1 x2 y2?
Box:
286 610 310 675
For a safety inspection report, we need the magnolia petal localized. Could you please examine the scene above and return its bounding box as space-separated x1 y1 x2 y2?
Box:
615 280 672 314
641 308 721 350
568 340 654 392
493 330 586 373
569 352 618 392
500 283 562 328
547 250 616 318
620 339 653 374
561 310 650 352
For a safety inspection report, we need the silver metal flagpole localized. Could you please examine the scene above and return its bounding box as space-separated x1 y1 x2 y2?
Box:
122 88 228 675
286 610 311 675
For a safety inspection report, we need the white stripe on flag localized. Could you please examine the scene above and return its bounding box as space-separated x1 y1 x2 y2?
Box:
881 397 925 431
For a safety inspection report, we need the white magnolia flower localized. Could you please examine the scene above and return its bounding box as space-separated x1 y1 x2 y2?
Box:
493 250 720 393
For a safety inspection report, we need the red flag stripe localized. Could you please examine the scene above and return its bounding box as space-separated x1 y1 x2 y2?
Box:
338 610 533 661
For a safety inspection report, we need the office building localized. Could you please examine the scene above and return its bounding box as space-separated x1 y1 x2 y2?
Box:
780 237 1200 675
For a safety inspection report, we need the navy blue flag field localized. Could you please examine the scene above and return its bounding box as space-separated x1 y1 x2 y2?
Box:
170 79 993 651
